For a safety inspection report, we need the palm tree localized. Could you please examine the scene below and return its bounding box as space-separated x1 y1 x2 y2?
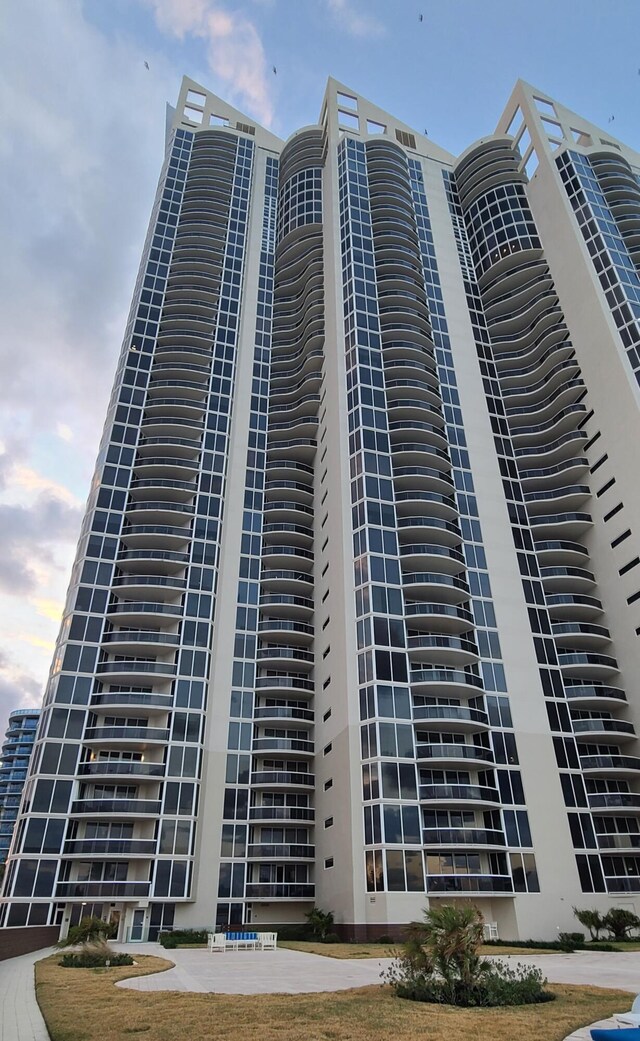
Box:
407 904 486 1001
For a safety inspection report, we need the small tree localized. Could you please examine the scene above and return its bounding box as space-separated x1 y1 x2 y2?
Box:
573 907 604 941
57 916 116 948
304 906 335 941
602 907 640 941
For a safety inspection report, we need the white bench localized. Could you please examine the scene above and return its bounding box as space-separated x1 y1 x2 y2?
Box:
207 931 277 952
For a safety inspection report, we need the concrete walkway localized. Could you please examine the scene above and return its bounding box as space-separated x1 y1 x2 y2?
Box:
0 947 55 1041
116 943 393 994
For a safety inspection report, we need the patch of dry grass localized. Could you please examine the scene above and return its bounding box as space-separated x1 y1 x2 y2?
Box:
35 952 630 1041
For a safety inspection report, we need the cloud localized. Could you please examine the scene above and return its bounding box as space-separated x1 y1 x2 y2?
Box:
0 493 82 596
56 423 74 443
326 0 385 38
0 651 43 739
144 0 274 125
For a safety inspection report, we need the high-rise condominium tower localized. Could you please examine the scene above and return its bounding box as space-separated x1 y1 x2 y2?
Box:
2 77 640 942
0 709 40 865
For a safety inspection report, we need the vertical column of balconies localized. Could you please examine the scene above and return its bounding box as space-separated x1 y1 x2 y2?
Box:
453 139 640 894
249 131 325 906
0 129 198 930
59 132 241 914
557 149 640 388
589 153 640 274
364 140 510 896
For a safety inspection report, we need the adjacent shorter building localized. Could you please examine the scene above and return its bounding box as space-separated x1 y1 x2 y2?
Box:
1 76 640 942
0 710 40 864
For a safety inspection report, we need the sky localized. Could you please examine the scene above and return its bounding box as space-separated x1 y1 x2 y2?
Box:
0 0 638 737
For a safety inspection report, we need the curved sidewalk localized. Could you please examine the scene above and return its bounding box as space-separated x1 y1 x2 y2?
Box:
0 947 55 1041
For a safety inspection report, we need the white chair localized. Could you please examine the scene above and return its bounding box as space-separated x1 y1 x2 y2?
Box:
483 922 499 941
208 932 227 953
616 993 640 1026
259 931 277 950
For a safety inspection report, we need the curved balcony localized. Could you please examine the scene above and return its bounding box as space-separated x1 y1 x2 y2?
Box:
551 622 611 648
111 575 186 600
416 743 494 768
120 525 192 550
515 429 588 469
255 675 314 697
529 513 593 538
405 602 474 633
262 501 314 526
259 593 314 618
419 783 501 808
246 844 315 860
125 500 196 526
412 704 490 732
422 828 507 849
253 706 314 726
397 517 461 546
256 646 314 669
391 442 452 471
77 761 165 780
572 718 635 742
400 543 464 573
250 771 314 789
265 438 317 463
101 631 180 655
588 793 640 813
540 565 596 591
129 477 197 502
136 434 201 459
557 651 619 679
407 634 478 667
105 601 183 626
70 798 162 816
536 540 590 565
94 660 177 684
248 805 315 823
410 669 484 695
56 882 151 899
261 546 314 570
62 839 157 857
526 486 591 516
393 467 454 498
545 593 603 620
257 619 314 643
402 572 470 604
580 755 640 778
597 834 640 851
117 548 190 573
90 692 173 715
245 883 314 900
252 737 314 756
395 491 458 521
259 570 314 596
426 875 513 895
565 684 627 708
82 726 170 747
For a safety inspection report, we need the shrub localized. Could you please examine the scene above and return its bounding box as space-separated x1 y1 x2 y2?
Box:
483 938 577 952
60 939 133 969
558 931 585 951
321 932 341 944
383 903 554 1008
57 916 117 948
573 906 605 941
602 907 640 940
304 906 335 941
158 929 208 948
271 924 312 941
376 934 395 944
